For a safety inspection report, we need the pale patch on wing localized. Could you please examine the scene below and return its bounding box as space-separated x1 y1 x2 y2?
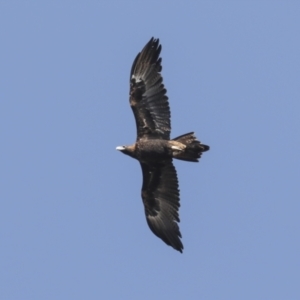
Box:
131 74 142 83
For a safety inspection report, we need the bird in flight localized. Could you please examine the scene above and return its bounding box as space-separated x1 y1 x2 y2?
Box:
116 38 209 253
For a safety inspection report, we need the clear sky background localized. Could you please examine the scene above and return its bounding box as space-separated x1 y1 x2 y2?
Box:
1 1 299 299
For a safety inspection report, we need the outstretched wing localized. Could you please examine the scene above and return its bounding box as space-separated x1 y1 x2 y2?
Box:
130 38 171 141
140 160 183 252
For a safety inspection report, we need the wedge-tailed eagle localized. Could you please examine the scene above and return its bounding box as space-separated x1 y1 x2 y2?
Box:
116 38 209 253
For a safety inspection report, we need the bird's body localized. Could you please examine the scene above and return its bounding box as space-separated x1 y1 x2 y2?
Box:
116 38 209 253
118 139 169 161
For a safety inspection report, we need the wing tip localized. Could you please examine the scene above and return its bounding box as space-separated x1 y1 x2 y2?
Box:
130 37 162 79
145 37 161 59
146 215 184 253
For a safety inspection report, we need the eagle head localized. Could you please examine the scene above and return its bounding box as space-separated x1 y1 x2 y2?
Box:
116 144 136 159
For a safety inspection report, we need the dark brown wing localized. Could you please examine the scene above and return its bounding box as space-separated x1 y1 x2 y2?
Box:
130 38 171 141
140 160 183 252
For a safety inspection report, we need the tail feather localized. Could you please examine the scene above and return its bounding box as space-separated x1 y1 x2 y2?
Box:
172 132 209 162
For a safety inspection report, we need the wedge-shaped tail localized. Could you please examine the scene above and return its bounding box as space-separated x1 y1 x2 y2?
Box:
172 132 209 162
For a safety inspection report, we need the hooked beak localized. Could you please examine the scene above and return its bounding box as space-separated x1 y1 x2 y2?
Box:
116 146 125 151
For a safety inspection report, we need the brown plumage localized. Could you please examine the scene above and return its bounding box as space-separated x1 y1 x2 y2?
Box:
116 38 209 253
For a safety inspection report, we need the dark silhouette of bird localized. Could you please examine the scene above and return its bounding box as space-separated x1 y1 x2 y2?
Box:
116 38 209 253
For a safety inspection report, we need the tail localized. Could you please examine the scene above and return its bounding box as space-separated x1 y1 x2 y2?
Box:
172 132 209 162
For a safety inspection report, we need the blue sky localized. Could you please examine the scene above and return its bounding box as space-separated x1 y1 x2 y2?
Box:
1 1 299 299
